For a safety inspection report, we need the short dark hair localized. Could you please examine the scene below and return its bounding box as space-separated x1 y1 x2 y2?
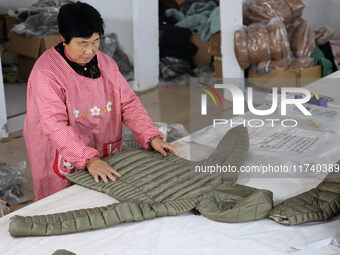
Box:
58 1 104 44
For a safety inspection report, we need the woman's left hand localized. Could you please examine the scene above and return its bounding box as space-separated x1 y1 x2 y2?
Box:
150 137 178 157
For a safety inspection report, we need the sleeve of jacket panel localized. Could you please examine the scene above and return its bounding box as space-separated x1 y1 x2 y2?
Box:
9 198 198 236
118 71 163 149
29 70 99 169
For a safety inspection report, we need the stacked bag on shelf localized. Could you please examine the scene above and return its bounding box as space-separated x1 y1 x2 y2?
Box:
234 0 334 75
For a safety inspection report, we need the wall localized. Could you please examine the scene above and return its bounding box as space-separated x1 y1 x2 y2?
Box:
0 0 134 61
0 57 8 139
303 0 340 39
82 0 134 62
0 0 37 12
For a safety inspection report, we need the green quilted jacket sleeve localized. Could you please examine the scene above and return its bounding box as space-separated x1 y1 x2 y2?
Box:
270 167 340 225
9 198 198 237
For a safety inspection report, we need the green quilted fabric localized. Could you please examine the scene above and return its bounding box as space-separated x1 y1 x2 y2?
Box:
52 250 76 255
270 169 340 225
9 126 273 236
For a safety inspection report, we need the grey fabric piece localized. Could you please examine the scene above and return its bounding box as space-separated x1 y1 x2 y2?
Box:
9 126 274 236
201 7 220 41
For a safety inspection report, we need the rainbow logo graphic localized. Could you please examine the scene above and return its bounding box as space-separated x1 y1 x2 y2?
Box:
197 82 223 115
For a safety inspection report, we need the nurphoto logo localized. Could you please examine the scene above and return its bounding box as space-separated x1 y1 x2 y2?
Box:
200 84 312 128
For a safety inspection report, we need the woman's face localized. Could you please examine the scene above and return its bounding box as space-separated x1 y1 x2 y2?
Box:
62 32 100 65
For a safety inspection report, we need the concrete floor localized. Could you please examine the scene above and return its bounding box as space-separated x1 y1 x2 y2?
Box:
0 83 235 209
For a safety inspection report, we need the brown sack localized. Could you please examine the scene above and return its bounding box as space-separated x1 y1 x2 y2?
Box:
291 19 315 57
286 0 305 18
315 26 334 46
247 23 271 63
234 28 250 69
244 0 304 24
268 17 290 60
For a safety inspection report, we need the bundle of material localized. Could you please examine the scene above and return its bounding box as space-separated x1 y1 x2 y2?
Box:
289 19 315 57
165 1 220 41
243 0 305 25
315 26 334 46
159 15 197 67
11 12 58 37
234 17 290 69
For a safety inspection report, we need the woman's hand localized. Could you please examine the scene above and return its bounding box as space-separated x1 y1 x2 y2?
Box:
86 157 121 183
150 137 178 157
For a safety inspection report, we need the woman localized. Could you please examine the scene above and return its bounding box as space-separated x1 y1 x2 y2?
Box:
24 1 177 201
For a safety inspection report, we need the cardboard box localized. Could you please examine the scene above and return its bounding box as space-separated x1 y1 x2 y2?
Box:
4 14 22 37
190 33 211 66
9 32 60 58
208 32 221 56
214 56 222 78
248 65 322 90
9 32 60 80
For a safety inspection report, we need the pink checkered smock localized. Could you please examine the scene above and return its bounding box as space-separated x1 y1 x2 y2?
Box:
24 48 162 201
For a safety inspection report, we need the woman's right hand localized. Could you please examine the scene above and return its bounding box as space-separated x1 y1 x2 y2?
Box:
86 157 121 183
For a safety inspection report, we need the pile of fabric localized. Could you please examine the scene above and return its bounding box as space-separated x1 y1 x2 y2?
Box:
165 1 220 41
234 0 336 76
0 160 27 217
9 0 73 38
159 0 220 81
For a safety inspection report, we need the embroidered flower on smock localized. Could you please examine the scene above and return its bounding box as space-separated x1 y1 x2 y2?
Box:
90 106 101 116
63 160 74 170
106 101 112 112
74 109 80 118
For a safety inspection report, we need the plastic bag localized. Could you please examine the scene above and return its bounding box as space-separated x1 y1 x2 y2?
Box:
267 17 290 60
11 12 58 37
0 185 28 206
234 17 290 69
10 0 74 20
160 57 191 81
167 123 189 142
0 160 27 206
234 27 250 69
290 19 315 57
122 122 188 151
243 0 304 24
0 160 26 191
247 23 271 64
99 34 118 58
122 122 168 151
99 33 133 77
315 26 334 46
